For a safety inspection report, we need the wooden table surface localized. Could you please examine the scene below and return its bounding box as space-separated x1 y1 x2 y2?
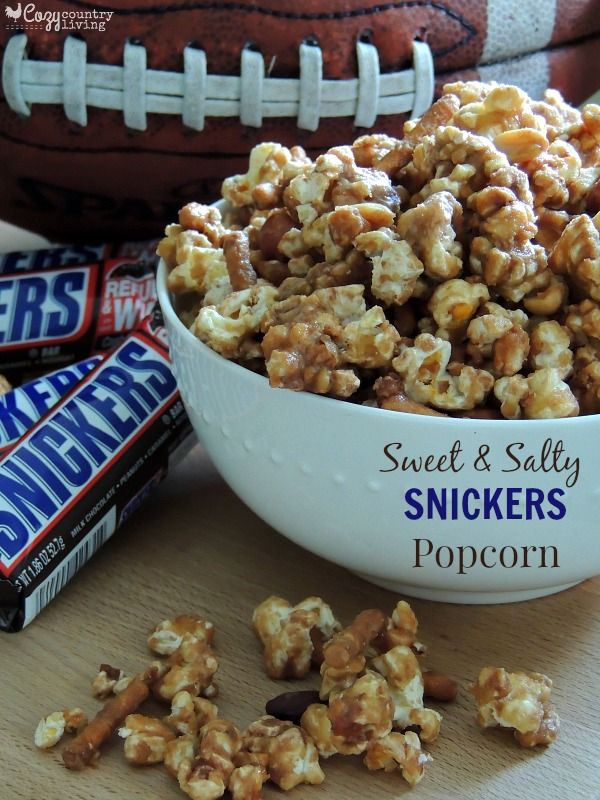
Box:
1 444 599 800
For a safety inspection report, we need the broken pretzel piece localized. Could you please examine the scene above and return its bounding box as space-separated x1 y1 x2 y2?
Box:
62 662 166 770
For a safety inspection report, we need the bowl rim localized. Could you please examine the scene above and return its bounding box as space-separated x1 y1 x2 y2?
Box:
157 260 597 429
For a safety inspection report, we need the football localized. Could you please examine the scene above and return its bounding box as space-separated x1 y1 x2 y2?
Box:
1 0 599 241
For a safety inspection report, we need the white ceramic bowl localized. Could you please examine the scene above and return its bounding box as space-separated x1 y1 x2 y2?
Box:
158 259 600 604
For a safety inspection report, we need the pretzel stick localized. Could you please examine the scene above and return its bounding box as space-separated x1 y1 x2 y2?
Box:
63 666 160 770
322 609 387 669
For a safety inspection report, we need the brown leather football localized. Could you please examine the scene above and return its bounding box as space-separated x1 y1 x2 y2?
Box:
1 0 599 241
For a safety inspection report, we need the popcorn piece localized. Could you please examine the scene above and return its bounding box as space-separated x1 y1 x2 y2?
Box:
397 192 464 281
320 608 387 698
166 231 230 297
405 126 532 206
494 368 579 419
34 709 87 750
531 88 582 142
193 285 278 360
342 306 400 368
355 228 424 306
166 691 219 736
264 284 366 329
305 251 372 289
302 671 394 756
164 734 197 781
262 321 359 398
327 203 395 248
382 600 425 654
526 140 584 209
466 304 530 377
470 666 560 748
242 716 325 790
228 765 269 800
392 333 494 411
179 719 242 800
529 321 573 378
148 615 215 656
223 142 293 207
179 203 226 246
371 646 441 742
118 713 176 765
364 730 432 786
91 664 131 699
535 207 570 252
564 299 600 345
452 83 542 140
429 278 489 333
153 636 219 704
523 275 567 316
252 595 340 680
374 374 448 416
571 346 600 413
549 213 600 301
468 185 548 303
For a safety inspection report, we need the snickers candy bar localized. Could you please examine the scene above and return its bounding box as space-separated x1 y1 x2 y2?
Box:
0 240 159 274
0 257 157 382
0 357 102 456
0 313 194 632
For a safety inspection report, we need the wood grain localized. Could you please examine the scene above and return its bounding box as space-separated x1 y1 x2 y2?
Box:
1 445 599 800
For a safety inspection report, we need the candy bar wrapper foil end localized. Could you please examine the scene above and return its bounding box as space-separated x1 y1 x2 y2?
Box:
0 310 194 632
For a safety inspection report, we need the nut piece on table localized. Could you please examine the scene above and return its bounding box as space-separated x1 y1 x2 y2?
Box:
34 709 88 750
470 666 560 747
148 614 215 656
118 714 176 765
252 595 340 679
91 664 132 699
241 715 325 790
165 691 219 736
364 730 432 787
422 671 459 703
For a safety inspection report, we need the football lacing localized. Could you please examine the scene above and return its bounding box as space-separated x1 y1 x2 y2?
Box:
2 33 434 131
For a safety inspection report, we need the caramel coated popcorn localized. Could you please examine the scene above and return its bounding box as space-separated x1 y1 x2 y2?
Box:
164 81 599 418
470 666 560 747
252 595 340 679
34 709 87 750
